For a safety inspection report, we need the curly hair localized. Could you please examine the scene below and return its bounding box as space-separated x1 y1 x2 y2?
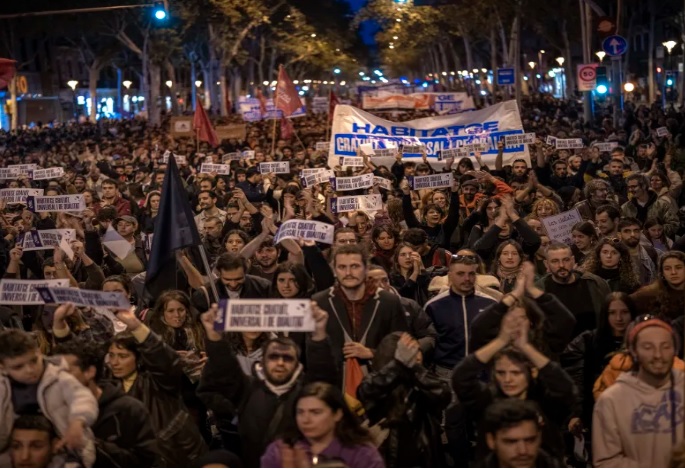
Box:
581 238 640 293
531 197 560 218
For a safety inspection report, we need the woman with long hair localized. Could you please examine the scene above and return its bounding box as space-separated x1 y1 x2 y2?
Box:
370 224 399 272
456 157 475 176
571 221 598 265
561 292 638 434
224 229 250 255
644 217 673 253
82 189 101 215
530 197 560 220
271 261 314 300
389 242 431 305
466 197 501 248
581 238 640 293
630 250 685 320
490 240 526 293
261 382 383 468
140 190 161 234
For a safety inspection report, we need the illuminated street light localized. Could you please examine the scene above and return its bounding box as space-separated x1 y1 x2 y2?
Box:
528 62 535 69
396 18 401 22
389 45 394 49
340 81 346 86
67 80 78 91
333 68 341 74
194 80 202 88
481 68 487 73
663 40 677 54
596 51 606 63
374 69 383 76
263 81 269 86
624 82 635 92
393 36 398 40
122 80 132 90
472 68 478 73
540 49 545 54
165 80 173 88
359 71 365 76
555 57 565 66
311 33 316 38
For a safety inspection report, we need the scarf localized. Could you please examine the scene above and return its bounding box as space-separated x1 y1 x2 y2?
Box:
496 263 520 292
255 362 304 396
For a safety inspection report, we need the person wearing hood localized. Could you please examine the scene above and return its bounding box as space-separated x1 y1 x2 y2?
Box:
54 340 159 468
197 302 339 468
621 173 679 238
593 316 684 467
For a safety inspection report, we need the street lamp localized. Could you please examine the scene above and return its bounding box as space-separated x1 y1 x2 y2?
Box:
165 80 172 88
195 80 202 88
122 80 132 90
67 80 78 91
596 51 606 63
528 62 535 69
624 82 635 92
663 40 677 55
555 57 565 66
67 81 78 119
333 68 341 74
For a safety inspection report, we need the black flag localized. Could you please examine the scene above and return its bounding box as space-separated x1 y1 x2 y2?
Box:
143 156 201 301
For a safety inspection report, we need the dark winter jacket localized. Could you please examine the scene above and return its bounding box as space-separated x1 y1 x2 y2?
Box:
191 274 272 312
402 191 460 249
472 219 542 269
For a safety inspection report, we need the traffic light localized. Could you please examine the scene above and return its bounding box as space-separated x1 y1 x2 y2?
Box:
153 1 168 20
666 71 675 87
595 66 608 95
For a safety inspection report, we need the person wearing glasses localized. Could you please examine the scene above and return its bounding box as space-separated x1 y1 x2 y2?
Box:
593 316 684 467
621 173 679 239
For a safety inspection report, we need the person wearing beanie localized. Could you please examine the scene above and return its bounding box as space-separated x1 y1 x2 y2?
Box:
593 316 684 467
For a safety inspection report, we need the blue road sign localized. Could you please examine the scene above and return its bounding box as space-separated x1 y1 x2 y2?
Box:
497 68 515 85
602 35 628 57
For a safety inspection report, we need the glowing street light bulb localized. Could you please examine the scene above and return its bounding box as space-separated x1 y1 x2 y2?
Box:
528 62 536 69
555 57 565 66
165 80 173 88
663 40 677 54
122 80 132 89
624 82 635 92
596 51 606 62
67 80 78 91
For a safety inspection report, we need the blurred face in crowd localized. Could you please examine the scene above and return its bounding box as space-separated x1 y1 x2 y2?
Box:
239 213 253 231
117 221 136 239
256 245 279 269
662 257 685 289
73 178 86 192
82 191 93 205
618 223 641 248
607 299 632 337
107 344 137 379
1 349 44 385
432 191 447 209
296 396 342 444
462 184 478 202
526 219 543 237
599 243 620 269
368 268 391 292
568 156 581 171
200 180 213 192
486 201 499 221
334 231 357 246
493 355 529 399
448 262 477 295
149 194 161 212
396 246 416 271
374 230 395 251
545 247 575 283
276 272 300 298
334 253 366 290
263 342 298 385
647 223 663 241
499 244 521 270
534 201 554 218
486 420 541 469
225 234 245 253
155 173 165 187
633 327 675 382
512 161 528 177
163 299 187 329
204 219 222 240
609 160 624 177
102 183 117 200
572 230 593 251
650 175 665 193
627 178 647 200
425 208 442 226
552 162 567 178
102 280 128 299
10 427 55 468
216 178 226 192
226 205 239 219
590 185 609 205
198 192 216 211
43 265 57 280
219 267 245 292
595 211 617 236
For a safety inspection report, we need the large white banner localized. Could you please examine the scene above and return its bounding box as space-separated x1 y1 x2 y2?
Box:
361 92 475 113
329 101 529 168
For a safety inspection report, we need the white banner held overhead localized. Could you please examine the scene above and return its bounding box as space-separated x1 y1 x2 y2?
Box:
330 173 374 192
439 148 470 160
0 279 69 305
8 164 38 172
373 176 393 191
242 150 256 159
22 229 75 251
26 195 85 213
315 142 330 151
200 163 231 175
34 287 131 309
274 219 335 245
592 142 619 152
546 136 557 146
30 167 65 180
504 133 536 146
162 153 187 165
338 157 364 167
0 188 43 204
0 168 20 180
407 173 453 190
541 208 582 245
330 194 383 213
259 162 290 174
329 101 528 169
657 127 669 137
555 138 584 149
301 169 334 188
222 152 242 162
215 299 315 332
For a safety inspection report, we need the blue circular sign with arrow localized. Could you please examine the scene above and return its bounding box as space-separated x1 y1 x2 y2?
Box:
602 35 628 57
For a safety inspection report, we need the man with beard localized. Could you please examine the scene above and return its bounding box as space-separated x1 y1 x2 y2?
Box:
197 302 338 467
537 242 610 337
194 190 227 233
101 179 131 216
622 173 679 238
594 204 620 237
246 237 280 282
201 216 225 266
593 317 683 467
575 179 615 221
617 217 657 284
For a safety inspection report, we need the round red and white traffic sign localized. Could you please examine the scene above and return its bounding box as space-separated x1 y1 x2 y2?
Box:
579 66 596 81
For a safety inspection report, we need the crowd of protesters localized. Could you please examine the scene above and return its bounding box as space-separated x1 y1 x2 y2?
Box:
0 94 684 468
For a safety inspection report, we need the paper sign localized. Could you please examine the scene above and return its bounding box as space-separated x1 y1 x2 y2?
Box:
22 229 75 251
555 138 584 149
0 188 43 204
59 236 75 261
35 287 131 309
316 142 330 151
222 152 242 163
330 173 374 192
546 136 557 145
162 153 187 165
373 176 393 191
26 195 85 213
330 194 383 213
242 151 256 159
541 208 582 244
407 173 453 190
504 133 536 146
657 127 669 137
301 169 334 188
215 124 247 141
301 168 328 176
31 167 65 180
102 226 134 259
8 164 38 172
200 163 231 175
259 162 290 174
338 157 364 167
274 219 335 245
215 299 315 332
0 168 20 180
0 279 69 305
402 143 425 154
170 117 193 137
593 142 619 152
440 148 470 160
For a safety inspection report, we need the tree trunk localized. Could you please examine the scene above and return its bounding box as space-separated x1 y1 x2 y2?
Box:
648 2 656 103
166 61 179 115
208 24 221 114
561 20 575 97
490 24 498 95
202 66 212 110
219 63 228 116
149 63 161 126
258 35 266 85
88 65 99 123
497 13 509 65
9 76 17 130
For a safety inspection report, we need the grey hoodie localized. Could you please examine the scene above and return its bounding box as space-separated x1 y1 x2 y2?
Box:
593 369 684 467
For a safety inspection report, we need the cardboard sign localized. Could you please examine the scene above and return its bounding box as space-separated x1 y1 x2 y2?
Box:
373 176 393 191
546 135 557 146
330 173 374 192
402 143 426 154
0 188 43 204
31 168 65 180
274 219 335 245
0 168 20 180
315 142 330 151
593 142 619 152
504 133 536 147
555 138 584 150
8 164 38 172
407 173 453 190
162 153 187 165
170 117 194 137
26 195 85 213
215 299 315 332
259 162 290 174
215 124 247 141
0 279 69 305
463 142 490 153
439 148 470 160
330 194 383 213
102 225 134 260
338 157 364 167
22 229 75 251
541 208 582 244
35 287 131 309
657 127 669 137
222 152 242 162
200 163 231 175
242 150 256 159
301 169 334 188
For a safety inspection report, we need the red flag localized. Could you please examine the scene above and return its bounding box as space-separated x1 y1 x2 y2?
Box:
328 90 340 122
280 117 294 140
275 66 303 117
193 104 219 147
0 59 17 90
255 88 267 116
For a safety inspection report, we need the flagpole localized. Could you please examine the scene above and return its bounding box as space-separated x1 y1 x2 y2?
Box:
198 245 220 303
270 117 277 157
196 128 200 154
293 126 307 151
